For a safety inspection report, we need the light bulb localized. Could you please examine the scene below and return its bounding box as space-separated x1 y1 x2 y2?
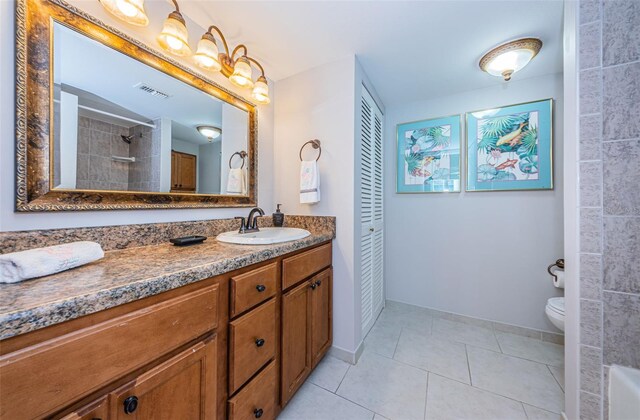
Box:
98 0 149 26
251 76 270 104
194 34 222 72
157 12 192 56
229 57 254 88
116 0 137 17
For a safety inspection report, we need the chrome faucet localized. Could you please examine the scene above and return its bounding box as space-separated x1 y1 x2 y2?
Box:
235 207 265 233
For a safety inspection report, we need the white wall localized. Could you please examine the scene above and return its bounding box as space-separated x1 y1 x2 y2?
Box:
221 104 250 194
384 73 564 332
274 56 359 354
0 1 274 232
199 142 222 194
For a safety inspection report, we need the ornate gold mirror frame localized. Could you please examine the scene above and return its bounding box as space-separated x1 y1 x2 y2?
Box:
15 0 258 211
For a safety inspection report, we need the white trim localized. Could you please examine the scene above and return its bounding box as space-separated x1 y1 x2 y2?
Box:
328 341 365 365
563 0 580 418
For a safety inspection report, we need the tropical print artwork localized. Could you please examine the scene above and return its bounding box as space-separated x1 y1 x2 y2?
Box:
467 99 553 191
396 115 460 193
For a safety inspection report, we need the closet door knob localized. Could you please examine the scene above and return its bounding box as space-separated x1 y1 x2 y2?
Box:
254 408 264 418
369 227 375 232
123 396 138 414
255 338 265 347
256 284 266 292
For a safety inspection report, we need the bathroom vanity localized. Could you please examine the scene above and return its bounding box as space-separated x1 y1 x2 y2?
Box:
0 233 333 420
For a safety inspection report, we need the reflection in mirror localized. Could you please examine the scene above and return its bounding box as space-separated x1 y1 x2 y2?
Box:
52 22 249 195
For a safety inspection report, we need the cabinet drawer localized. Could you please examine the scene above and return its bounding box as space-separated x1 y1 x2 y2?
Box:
229 299 276 393
59 395 109 420
0 285 219 420
282 243 332 290
228 362 277 420
231 262 277 318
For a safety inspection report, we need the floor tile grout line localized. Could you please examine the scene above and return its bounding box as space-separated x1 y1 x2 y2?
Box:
427 371 562 415
391 326 402 359
547 363 565 392
309 382 378 417
334 363 352 395
465 344 473 386
465 340 564 368
423 372 430 420
521 402 530 420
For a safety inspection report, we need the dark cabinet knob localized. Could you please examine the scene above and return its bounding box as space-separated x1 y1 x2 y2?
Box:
123 396 138 414
310 283 317 290
254 408 264 418
255 338 265 347
315 280 322 287
256 284 266 292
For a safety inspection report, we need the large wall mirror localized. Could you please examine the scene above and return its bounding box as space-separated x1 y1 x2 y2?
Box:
16 0 257 211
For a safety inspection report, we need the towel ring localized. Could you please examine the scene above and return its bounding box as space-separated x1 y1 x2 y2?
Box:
299 139 321 161
229 151 247 169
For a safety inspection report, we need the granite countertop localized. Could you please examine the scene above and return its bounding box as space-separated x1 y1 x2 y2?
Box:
0 231 333 340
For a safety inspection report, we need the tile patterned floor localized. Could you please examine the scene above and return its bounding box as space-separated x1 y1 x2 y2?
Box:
278 301 564 420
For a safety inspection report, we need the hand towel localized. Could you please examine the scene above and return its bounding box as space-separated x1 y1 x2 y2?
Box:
300 160 321 204
227 168 246 194
0 241 104 283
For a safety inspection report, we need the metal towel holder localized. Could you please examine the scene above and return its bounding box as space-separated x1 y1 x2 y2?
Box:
229 151 247 169
299 139 321 161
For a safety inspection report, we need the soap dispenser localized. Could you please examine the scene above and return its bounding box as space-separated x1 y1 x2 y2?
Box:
273 204 284 227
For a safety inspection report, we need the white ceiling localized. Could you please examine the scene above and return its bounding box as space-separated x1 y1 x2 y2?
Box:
177 0 564 106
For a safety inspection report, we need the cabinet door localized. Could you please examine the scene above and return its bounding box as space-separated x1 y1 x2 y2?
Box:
111 336 217 420
179 153 197 190
310 268 332 368
281 281 311 405
171 151 180 190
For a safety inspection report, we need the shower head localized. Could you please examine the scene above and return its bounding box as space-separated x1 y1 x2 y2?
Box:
121 135 134 144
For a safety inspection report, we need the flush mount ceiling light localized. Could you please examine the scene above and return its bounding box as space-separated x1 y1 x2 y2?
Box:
157 0 191 57
197 125 222 141
99 0 149 26
194 26 271 105
479 38 542 81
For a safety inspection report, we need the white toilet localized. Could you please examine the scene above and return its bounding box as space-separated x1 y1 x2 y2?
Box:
545 297 565 332
546 260 565 332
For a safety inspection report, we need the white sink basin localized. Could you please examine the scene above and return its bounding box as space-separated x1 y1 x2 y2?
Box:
216 227 311 245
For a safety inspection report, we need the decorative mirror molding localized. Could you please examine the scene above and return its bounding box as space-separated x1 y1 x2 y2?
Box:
16 0 258 211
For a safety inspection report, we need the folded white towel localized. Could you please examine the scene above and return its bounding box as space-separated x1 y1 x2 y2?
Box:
0 241 104 283
227 168 246 194
300 160 321 204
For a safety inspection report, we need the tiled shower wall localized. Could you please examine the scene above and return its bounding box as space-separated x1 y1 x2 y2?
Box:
578 1 639 418
76 116 130 190
127 121 161 192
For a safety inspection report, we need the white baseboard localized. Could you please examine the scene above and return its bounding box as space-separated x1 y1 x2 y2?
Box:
328 340 364 365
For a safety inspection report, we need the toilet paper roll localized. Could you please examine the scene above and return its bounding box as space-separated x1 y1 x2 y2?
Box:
552 269 565 289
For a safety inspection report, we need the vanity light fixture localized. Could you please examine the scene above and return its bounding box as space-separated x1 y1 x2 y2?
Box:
194 27 271 105
197 125 222 141
157 0 191 57
98 0 149 26
479 38 542 81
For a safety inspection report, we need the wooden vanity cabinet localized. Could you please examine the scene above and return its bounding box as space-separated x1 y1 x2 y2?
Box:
0 241 333 420
281 244 333 406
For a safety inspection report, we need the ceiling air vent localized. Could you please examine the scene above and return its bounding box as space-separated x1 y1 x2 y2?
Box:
133 82 170 99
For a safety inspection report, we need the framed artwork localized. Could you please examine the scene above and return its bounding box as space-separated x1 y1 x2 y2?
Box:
466 99 553 192
396 115 461 193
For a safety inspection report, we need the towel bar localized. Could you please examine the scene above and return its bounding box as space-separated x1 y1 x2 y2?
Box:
229 151 247 169
299 139 321 161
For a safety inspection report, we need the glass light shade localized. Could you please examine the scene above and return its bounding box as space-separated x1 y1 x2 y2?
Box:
157 12 192 57
229 57 254 88
194 35 222 72
99 0 149 26
251 76 271 105
197 126 221 141
480 38 542 81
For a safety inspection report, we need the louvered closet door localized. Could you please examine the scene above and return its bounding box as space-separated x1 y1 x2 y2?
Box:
360 86 384 337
